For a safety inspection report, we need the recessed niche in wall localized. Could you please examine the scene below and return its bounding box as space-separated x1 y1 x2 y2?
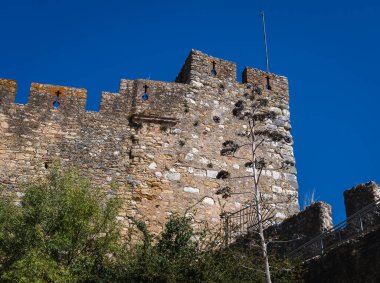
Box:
53 90 61 108
211 61 217 76
266 77 272 90
142 85 149 101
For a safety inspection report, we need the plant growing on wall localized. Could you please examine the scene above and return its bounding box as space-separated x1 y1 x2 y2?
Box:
218 85 295 283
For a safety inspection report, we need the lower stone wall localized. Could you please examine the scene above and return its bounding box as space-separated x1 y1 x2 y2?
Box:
303 227 380 283
344 181 380 216
265 202 332 254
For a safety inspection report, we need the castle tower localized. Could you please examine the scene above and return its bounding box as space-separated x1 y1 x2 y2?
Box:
0 50 299 234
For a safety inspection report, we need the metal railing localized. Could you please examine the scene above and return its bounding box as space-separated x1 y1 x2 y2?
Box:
288 198 380 261
224 204 257 245
223 203 275 245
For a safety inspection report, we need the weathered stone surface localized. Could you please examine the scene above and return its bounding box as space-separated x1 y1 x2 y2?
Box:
272 185 283 194
303 228 380 283
148 162 157 170
202 197 215 206
343 181 380 231
184 187 199 194
206 170 218 179
164 172 181 181
265 202 333 254
194 169 206 177
0 49 299 235
344 181 380 217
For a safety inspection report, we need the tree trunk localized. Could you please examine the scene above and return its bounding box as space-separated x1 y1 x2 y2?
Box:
250 122 272 283
254 183 272 283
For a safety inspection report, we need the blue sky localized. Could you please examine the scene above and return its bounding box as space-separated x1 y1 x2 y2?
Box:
0 0 379 223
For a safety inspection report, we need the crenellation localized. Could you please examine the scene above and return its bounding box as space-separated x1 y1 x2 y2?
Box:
0 79 17 105
99 91 128 116
176 49 237 85
128 79 190 122
28 83 87 112
343 181 380 231
0 49 300 234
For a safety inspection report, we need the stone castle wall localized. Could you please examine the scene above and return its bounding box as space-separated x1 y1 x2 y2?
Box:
302 182 380 283
0 50 299 234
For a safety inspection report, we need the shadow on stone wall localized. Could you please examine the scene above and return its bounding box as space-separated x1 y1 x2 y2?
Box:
303 227 380 283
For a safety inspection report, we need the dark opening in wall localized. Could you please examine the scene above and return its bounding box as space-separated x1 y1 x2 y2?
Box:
211 61 217 76
266 77 272 90
142 85 149 101
53 90 61 108
128 149 133 159
44 159 53 169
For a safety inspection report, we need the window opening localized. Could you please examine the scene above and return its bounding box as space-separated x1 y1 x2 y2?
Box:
211 61 217 76
266 77 272 90
142 85 149 101
53 90 61 107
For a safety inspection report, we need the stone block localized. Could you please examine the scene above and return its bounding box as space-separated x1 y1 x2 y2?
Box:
184 187 199 194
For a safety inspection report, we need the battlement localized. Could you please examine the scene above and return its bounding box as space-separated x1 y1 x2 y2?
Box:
0 79 17 104
176 49 237 84
344 181 380 218
242 67 288 95
1 50 289 122
28 83 87 111
265 181 379 257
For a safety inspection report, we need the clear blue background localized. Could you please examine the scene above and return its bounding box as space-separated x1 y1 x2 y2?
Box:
0 0 379 223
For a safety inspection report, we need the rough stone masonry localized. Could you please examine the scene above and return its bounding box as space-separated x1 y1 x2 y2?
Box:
0 50 299 235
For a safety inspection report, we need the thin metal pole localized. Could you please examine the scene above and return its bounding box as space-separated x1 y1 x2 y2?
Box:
225 216 229 246
320 237 324 255
261 11 270 73
359 213 364 232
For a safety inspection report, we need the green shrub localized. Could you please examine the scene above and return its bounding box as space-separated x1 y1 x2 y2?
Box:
0 168 302 282
0 167 121 282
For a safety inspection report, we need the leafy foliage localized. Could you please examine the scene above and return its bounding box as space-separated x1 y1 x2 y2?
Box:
0 167 121 282
0 167 302 282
